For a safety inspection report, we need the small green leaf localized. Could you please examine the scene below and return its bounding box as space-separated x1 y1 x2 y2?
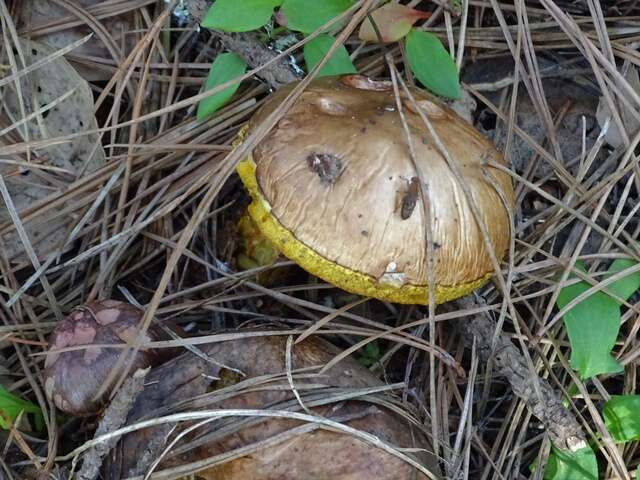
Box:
280 0 354 33
0 385 44 431
356 341 382 367
606 259 640 303
197 53 247 120
202 0 283 32
603 395 640 443
557 279 623 379
405 28 460 99
303 34 357 77
544 446 598 480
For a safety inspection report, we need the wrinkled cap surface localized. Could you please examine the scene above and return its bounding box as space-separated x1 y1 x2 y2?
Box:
242 75 514 301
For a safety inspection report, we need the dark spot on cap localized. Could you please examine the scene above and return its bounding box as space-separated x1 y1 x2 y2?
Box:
400 177 421 220
31 48 37 55
361 230 369 237
307 153 343 185
357 213 363 218
432 242 441 250
360 127 367 134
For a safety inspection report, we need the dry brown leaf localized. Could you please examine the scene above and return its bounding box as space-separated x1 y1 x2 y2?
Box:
0 38 105 262
17 0 135 81
358 3 430 43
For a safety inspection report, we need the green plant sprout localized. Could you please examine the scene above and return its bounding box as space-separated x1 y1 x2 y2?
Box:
356 341 382 367
198 0 460 117
0 385 44 432
542 392 640 480
556 259 640 380
542 258 640 479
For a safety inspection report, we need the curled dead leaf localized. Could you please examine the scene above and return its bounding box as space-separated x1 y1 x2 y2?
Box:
359 3 431 43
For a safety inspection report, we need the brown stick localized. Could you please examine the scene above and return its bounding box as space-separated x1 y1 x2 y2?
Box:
457 296 586 452
77 368 149 480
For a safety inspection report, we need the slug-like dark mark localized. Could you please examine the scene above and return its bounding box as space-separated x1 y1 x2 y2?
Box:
307 153 343 185
401 176 421 220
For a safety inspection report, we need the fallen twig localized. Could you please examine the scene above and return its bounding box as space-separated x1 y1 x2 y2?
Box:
76 368 149 480
456 296 586 452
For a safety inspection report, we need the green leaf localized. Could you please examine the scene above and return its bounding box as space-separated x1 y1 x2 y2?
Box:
280 0 354 33
557 278 623 379
0 385 43 431
364 341 380 359
356 341 382 367
197 53 247 120
603 395 640 443
303 34 357 77
405 28 460 99
544 446 598 480
606 259 640 303
202 0 283 32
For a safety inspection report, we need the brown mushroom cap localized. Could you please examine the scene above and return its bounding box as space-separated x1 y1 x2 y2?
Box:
44 300 162 415
106 332 441 479
237 75 514 304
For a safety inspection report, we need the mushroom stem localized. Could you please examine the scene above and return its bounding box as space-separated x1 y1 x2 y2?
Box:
456 296 586 452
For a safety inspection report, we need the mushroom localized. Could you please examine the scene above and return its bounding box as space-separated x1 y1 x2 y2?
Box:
44 300 165 415
106 332 442 479
237 75 514 304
